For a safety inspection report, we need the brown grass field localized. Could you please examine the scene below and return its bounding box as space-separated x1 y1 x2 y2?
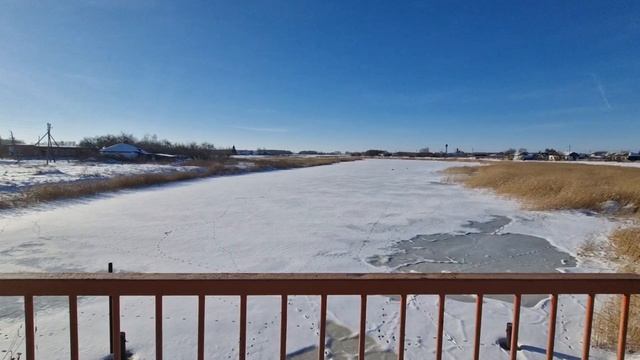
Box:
445 161 640 350
445 162 640 214
249 156 359 170
0 156 358 209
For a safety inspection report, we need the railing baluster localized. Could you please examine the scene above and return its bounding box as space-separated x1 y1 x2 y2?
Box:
617 294 631 360
198 295 205 360
318 294 327 360
69 295 79 360
280 295 288 360
436 294 445 360
510 294 521 360
155 295 163 360
359 294 367 360
397 294 407 360
111 296 121 360
582 294 595 360
473 294 483 360
239 295 247 360
25 295 35 360
546 294 558 360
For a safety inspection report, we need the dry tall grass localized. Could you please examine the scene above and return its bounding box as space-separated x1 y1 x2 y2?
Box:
610 227 640 267
445 162 640 351
250 156 358 170
1 162 228 209
593 294 640 351
593 228 640 351
0 156 357 209
445 162 640 215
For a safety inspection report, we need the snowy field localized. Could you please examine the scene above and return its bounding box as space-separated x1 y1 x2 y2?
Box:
0 159 200 195
0 159 628 359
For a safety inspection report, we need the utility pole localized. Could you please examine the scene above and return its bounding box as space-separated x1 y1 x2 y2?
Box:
8 131 19 161
35 123 60 165
47 123 52 163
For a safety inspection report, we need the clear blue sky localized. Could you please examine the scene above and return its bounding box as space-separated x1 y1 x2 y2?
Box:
1 1 638 152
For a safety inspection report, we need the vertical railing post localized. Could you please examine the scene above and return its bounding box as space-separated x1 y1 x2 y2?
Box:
69 295 79 360
359 295 367 360
510 294 521 360
473 294 483 360
582 294 595 360
108 262 114 354
111 296 121 360
239 295 247 360
397 294 407 360
436 294 445 360
25 295 35 360
198 295 205 360
617 294 631 360
155 295 163 360
280 295 288 360
318 294 327 360
546 294 558 360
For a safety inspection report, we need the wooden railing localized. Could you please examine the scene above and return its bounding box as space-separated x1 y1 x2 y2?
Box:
0 273 639 360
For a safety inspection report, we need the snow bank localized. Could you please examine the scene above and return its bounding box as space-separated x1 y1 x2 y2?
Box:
0 159 199 194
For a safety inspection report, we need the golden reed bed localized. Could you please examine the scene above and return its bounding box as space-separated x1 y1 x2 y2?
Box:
445 161 640 350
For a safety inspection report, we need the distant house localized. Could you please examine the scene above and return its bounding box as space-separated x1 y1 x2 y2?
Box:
629 152 640 161
513 151 537 161
99 143 148 159
548 154 561 161
609 152 630 162
563 152 580 161
590 151 608 160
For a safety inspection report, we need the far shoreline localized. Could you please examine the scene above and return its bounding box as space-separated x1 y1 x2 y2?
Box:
0 156 359 210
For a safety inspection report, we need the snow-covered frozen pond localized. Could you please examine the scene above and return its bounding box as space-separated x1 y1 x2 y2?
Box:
0 159 621 359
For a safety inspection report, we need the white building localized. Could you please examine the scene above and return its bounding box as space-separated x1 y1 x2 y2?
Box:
99 143 148 159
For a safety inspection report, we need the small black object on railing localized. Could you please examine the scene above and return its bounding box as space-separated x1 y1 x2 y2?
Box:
505 322 513 350
120 332 127 360
498 322 514 351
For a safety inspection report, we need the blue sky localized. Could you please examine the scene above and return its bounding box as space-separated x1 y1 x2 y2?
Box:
0 1 638 152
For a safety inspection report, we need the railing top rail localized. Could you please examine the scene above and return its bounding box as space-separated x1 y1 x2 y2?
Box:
1 272 640 281
1 273 639 296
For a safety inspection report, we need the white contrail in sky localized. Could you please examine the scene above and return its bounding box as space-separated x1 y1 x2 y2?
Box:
591 74 612 109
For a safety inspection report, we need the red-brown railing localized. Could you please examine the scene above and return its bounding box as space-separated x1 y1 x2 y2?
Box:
0 273 638 360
